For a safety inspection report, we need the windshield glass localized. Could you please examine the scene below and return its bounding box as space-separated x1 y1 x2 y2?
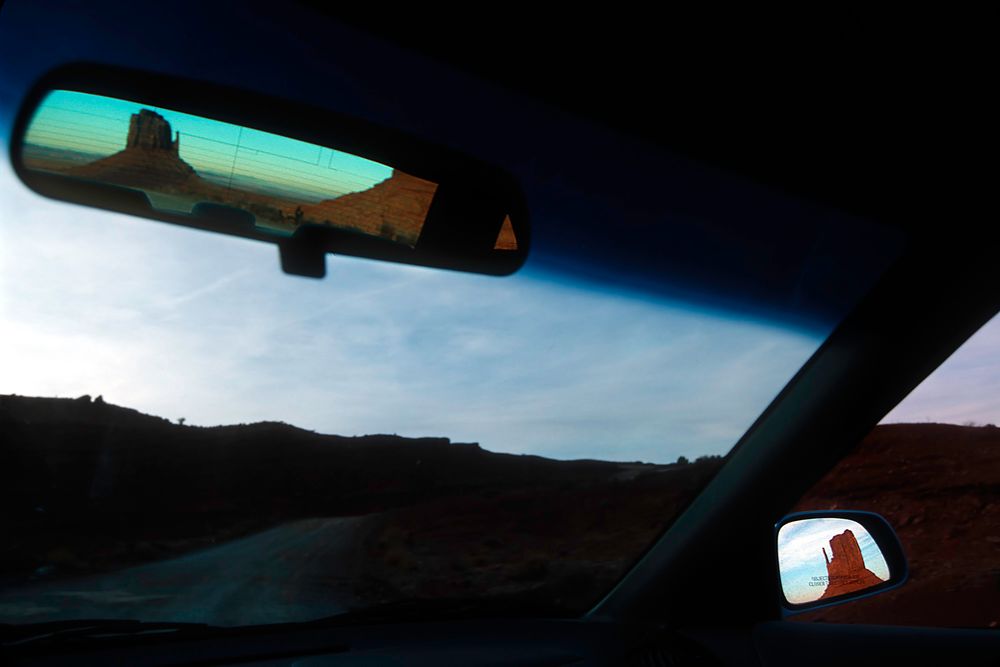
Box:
0 158 832 624
0 155 833 625
0 1 905 630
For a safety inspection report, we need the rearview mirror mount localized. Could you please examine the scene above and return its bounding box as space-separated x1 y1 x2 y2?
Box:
10 64 528 277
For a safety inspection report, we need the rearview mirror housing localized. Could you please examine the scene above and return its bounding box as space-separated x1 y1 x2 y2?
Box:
775 510 908 615
9 64 528 278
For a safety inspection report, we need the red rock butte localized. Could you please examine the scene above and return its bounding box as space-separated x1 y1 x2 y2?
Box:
69 109 197 189
298 170 437 246
819 528 885 600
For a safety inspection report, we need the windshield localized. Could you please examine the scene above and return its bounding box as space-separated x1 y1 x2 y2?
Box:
0 1 905 630
0 156 829 624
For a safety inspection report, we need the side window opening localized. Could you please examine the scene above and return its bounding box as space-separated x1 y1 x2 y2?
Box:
791 313 1000 628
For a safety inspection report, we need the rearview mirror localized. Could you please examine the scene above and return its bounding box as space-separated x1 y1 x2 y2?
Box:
10 65 528 277
775 510 908 614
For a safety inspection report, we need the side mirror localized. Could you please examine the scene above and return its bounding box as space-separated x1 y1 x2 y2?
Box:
775 510 908 615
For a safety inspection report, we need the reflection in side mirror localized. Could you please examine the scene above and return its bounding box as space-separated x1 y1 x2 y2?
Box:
776 511 907 614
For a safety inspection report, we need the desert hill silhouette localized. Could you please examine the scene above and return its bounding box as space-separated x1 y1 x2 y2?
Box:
6 395 998 620
0 393 690 531
0 393 719 611
68 109 198 190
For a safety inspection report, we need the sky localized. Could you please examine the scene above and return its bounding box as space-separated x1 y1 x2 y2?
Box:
778 518 891 605
2 89 998 463
23 90 393 201
880 311 1000 426
0 155 829 464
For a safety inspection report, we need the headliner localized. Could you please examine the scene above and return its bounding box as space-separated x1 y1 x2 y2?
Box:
0 1 933 332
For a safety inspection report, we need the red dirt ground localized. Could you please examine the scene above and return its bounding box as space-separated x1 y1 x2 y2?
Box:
793 423 1000 628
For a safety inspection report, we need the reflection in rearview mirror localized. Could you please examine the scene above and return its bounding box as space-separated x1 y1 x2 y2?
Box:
777 517 890 605
21 90 453 247
13 67 528 277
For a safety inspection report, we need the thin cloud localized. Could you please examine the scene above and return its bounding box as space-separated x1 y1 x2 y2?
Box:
1 161 823 462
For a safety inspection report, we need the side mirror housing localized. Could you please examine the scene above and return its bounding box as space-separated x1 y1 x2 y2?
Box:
775 510 908 615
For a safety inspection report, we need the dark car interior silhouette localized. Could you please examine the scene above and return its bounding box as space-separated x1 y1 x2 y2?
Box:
0 3 996 666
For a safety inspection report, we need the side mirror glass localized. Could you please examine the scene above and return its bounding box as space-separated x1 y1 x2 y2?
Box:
775 510 907 614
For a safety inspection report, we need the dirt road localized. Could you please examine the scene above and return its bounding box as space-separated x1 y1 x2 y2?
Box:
0 516 373 626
